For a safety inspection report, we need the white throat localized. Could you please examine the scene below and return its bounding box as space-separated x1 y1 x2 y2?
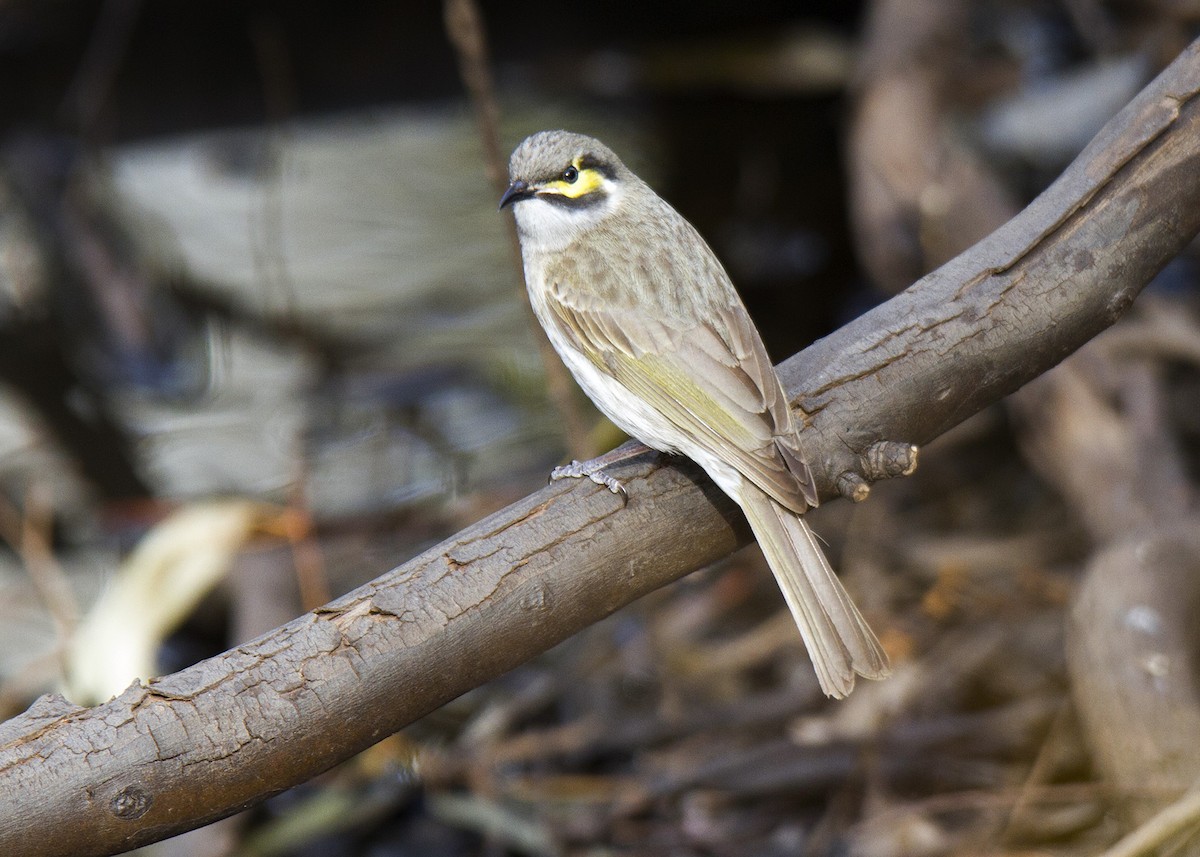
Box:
512 181 623 255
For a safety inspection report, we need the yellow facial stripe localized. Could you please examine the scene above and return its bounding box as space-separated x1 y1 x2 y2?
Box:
540 161 606 199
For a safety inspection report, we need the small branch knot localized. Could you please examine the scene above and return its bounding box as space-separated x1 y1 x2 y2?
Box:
836 471 872 503
110 785 152 820
861 441 920 481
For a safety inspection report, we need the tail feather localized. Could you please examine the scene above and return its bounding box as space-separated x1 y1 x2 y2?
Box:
737 483 889 698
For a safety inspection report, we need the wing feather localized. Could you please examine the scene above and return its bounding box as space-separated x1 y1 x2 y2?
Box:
548 292 818 512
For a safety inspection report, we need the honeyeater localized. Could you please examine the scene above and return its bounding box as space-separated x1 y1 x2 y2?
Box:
500 130 888 697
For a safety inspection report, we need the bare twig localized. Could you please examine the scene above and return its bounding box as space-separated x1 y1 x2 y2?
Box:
443 0 596 460
1096 786 1200 857
59 0 143 135
0 483 79 643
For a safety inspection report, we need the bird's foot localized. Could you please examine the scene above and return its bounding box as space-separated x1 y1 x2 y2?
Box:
550 442 653 499
552 458 627 496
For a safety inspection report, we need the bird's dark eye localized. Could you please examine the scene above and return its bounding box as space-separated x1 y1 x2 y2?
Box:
562 165 579 183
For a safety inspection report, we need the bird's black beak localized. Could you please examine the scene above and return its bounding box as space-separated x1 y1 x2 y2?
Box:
498 180 534 210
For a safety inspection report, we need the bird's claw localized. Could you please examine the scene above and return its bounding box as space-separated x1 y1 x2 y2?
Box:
551 459 628 499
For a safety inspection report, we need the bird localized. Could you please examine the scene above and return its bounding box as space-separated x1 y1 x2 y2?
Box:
499 130 888 698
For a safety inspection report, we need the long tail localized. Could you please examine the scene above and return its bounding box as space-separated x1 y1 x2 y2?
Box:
736 482 889 698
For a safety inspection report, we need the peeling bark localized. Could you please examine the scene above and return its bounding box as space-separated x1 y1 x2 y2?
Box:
0 36 1199 857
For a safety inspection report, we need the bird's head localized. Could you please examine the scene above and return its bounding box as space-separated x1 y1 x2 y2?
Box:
500 130 629 251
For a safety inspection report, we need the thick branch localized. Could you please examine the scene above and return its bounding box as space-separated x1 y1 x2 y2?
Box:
784 41 1200 497
1 38 1199 857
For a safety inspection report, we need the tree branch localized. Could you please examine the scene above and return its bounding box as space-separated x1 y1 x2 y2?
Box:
1 37 1199 857
784 41 1200 497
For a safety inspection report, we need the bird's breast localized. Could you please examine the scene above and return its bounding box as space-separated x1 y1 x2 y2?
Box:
523 265 685 456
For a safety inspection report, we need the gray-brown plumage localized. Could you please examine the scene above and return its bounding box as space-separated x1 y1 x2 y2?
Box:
501 130 888 697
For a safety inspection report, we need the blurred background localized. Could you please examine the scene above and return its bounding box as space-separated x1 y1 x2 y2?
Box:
1 1 1199 855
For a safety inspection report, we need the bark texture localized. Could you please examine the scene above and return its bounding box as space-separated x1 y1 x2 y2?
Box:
1 37 1199 857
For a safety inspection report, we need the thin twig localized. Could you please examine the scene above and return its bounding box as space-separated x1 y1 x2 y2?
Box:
1097 786 1200 857
59 0 144 135
0 483 80 688
0 484 79 643
442 0 596 461
19 482 79 641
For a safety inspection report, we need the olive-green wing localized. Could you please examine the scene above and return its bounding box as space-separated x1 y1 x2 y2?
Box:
548 293 818 512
